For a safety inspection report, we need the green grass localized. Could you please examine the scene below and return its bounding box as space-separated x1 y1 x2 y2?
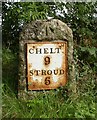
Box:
2 48 96 119
2 49 18 94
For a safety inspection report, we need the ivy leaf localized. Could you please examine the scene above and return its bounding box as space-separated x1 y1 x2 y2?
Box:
80 47 87 52
87 47 97 57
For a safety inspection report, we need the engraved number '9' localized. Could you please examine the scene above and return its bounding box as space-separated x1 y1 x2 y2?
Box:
44 56 50 85
44 56 50 65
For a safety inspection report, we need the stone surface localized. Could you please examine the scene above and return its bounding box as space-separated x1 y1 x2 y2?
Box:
20 19 73 41
18 19 75 100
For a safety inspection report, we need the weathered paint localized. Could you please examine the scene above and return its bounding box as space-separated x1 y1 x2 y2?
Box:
27 42 67 90
18 19 75 100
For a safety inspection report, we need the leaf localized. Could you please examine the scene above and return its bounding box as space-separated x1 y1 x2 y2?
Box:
80 47 87 52
87 47 97 57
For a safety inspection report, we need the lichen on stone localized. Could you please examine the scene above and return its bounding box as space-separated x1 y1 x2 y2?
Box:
18 19 75 100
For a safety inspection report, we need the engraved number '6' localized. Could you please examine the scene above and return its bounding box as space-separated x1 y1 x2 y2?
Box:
44 56 50 65
45 77 50 85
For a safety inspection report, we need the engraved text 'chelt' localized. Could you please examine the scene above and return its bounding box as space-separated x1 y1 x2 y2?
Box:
27 42 67 90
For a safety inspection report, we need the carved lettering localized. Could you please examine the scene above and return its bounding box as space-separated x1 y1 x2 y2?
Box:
47 70 52 75
59 69 65 75
29 69 65 76
30 70 34 76
29 47 61 54
45 77 50 85
44 48 49 54
29 48 34 54
41 70 46 75
36 48 42 54
44 56 50 65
